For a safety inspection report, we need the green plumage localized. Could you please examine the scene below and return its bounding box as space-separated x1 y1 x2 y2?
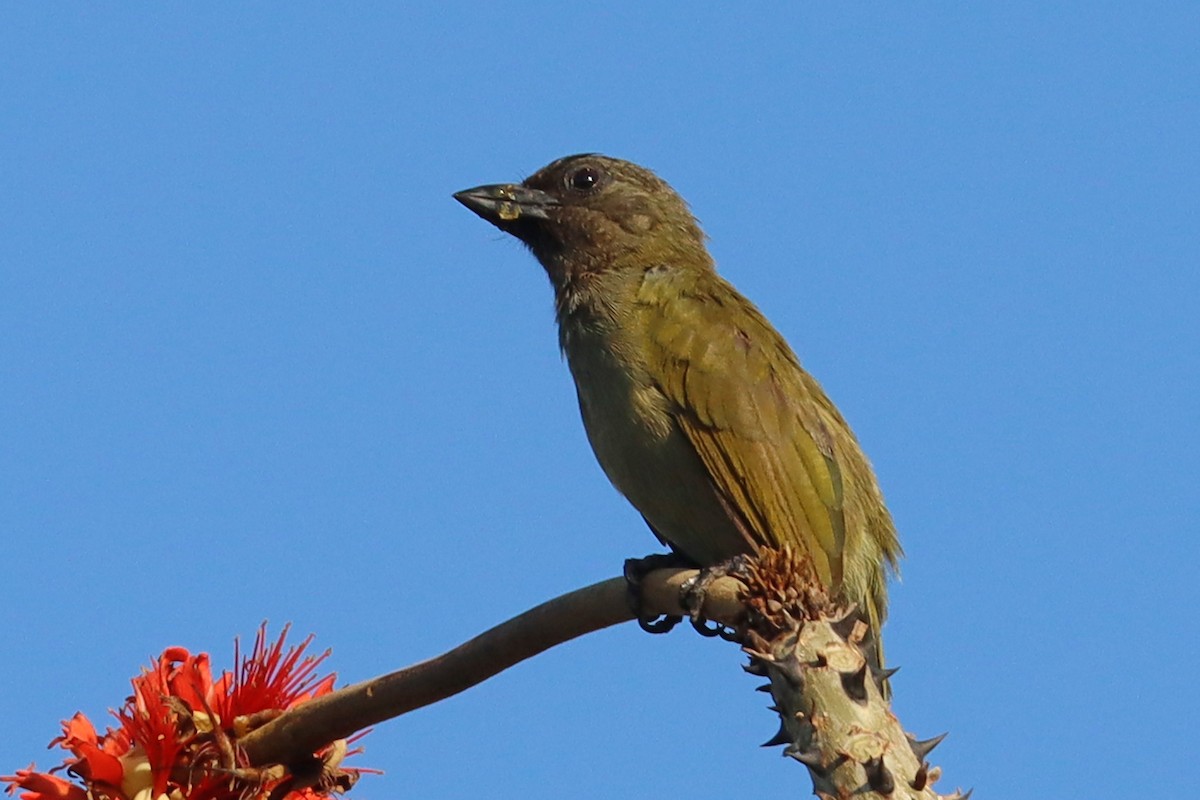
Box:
455 154 902 670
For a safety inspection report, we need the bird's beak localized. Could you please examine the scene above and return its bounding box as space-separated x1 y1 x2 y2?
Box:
453 183 558 226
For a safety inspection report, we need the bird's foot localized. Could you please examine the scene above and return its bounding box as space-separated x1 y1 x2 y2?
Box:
681 555 752 642
623 553 690 634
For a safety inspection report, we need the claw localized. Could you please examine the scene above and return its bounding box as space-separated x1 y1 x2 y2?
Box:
638 614 682 634
624 553 692 583
624 553 692 635
679 554 751 624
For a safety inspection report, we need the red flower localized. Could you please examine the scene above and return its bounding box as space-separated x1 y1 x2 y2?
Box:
1 767 86 800
3 626 367 800
47 712 128 794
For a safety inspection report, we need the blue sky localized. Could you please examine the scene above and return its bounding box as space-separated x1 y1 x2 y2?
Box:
2 4 1197 798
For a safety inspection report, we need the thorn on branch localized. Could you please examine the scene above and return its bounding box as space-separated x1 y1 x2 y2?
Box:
774 653 807 687
862 755 895 795
840 662 870 704
785 746 846 777
742 656 770 676
829 607 865 643
908 731 948 760
760 725 792 747
785 745 826 772
911 761 930 791
872 665 900 686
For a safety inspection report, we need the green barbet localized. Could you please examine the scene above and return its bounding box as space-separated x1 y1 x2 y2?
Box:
455 154 902 666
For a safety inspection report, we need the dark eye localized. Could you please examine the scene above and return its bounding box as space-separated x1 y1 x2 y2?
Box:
569 166 602 192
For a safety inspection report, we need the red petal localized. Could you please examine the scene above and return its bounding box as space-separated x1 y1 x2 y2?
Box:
48 714 97 754
67 743 124 788
1 767 87 800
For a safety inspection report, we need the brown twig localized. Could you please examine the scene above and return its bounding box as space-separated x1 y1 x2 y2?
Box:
238 560 966 799
239 568 743 767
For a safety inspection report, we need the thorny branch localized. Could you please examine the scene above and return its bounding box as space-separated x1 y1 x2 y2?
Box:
237 556 967 799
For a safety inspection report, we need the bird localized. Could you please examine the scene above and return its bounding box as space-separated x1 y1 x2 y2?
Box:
454 154 902 667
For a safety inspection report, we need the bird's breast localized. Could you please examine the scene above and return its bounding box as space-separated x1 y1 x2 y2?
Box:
561 324 748 564
564 329 676 478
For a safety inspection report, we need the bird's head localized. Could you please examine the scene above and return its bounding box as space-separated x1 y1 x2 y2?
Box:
454 154 712 287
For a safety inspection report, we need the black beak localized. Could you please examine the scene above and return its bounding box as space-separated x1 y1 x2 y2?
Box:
453 183 558 227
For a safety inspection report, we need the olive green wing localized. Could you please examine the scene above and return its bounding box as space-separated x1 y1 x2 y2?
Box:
638 271 847 590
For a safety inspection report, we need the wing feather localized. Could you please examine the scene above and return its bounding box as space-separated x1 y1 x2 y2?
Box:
638 270 848 589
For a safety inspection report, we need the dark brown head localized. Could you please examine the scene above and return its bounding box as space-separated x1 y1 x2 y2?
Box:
454 154 712 287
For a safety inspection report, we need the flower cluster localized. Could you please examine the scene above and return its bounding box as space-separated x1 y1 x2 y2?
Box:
3 625 367 800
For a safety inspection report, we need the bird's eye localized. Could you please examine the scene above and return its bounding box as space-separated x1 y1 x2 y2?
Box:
569 166 603 193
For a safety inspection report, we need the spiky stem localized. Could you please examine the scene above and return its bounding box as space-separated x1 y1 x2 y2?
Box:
738 548 968 799
235 553 965 798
